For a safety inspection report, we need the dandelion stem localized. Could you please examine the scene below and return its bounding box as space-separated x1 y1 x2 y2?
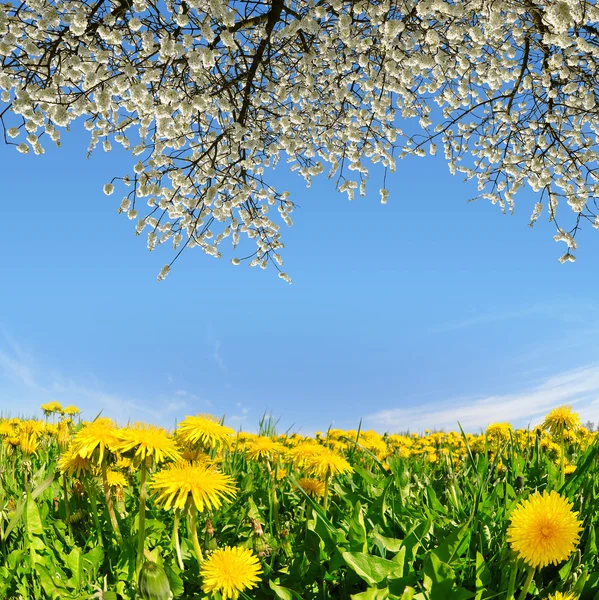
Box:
323 475 330 512
137 462 148 571
84 476 103 548
517 566 535 600
266 460 280 533
101 462 122 544
173 509 184 571
559 430 566 487
188 503 204 565
62 472 73 538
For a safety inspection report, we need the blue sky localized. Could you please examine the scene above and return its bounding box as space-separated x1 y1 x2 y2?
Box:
2 124 599 434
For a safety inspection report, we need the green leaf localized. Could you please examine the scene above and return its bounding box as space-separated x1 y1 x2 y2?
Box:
34 564 67 600
351 586 390 600
25 493 44 537
475 551 491 589
435 521 471 564
268 580 304 600
4 472 56 540
342 551 404 586
164 564 184 598
372 533 403 555
66 547 82 592
348 501 368 553
83 545 104 579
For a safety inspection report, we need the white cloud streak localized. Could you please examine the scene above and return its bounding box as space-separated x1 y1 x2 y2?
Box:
365 363 599 433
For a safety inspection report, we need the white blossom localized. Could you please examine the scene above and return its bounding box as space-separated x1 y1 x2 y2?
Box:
1 0 598 280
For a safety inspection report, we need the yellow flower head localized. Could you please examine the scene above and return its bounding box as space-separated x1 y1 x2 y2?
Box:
287 441 326 466
71 418 119 465
149 462 236 512
112 423 182 466
62 405 80 416
176 414 235 450
298 478 326 498
200 546 262 600
58 445 93 477
564 464 576 476
0 421 15 437
41 401 63 415
543 406 580 436
19 432 39 456
19 420 45 437
546 593 578 600
56 419 72 450
507 490 582 568
106 470 127 489
486 422 513 443
304 448 353 479
245 436 285 462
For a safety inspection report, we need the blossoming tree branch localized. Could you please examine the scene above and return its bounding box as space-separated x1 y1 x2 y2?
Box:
1 0 598 280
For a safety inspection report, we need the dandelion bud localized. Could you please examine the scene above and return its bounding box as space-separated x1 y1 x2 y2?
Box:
137 561 171 600
205 519 215 537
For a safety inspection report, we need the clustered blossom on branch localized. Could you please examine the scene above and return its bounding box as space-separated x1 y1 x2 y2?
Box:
1 0 599 280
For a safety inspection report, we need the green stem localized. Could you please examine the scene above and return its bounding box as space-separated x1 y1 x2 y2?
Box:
559 430 566 487
62 473 73 538
101 463 122 543
505 558 518 600
173 510 184 570
517 566 535 600
267 461 280 533
137 462 148 570
188 503 203 565
323 475 331 512
85 476 103 548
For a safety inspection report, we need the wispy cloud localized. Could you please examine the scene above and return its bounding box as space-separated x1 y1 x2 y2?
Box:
365 363 599 433
430 300 595 334
0 335 190 427
211 339 226 373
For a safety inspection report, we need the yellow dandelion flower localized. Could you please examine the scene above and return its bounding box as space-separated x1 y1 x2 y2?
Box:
115 455 132 470
543 406 580 436
19 420 45 437
112 423 182 466
106 470 127 488
71 418 119 465
58 445 93 477
298 478 325 497
507 490 582 568
62 405 80 416
178 446 214 464
287 442 326 466
149 462 236 512
41 401 63 415
19 432 39 455
176 414 235 450
200 546 262 600
564 464 576 475
0 421 15 437
486 422 512 443
546 593 578 600
56 419 72 450
304 448 353 479
245 436 285 462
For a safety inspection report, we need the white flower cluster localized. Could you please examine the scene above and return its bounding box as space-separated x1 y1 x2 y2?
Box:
1 0 599 279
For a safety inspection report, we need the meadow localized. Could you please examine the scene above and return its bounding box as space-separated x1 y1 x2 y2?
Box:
0 403 594 600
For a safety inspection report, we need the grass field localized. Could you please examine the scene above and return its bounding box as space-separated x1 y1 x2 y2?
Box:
0 403 595 600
